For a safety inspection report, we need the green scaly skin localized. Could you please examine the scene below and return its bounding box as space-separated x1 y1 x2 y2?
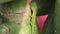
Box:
0 0 32 34
30 1 38 34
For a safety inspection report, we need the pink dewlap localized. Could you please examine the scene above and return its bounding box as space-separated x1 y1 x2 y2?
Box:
36 14 48 32
27 0 32 3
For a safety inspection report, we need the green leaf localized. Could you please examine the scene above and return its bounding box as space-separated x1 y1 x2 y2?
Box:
0 0 13 4
54 0 60 34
